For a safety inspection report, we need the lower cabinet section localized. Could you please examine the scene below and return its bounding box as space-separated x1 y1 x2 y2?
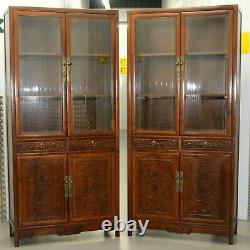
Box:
15 151 118 246
180 153 230 225
17 155 68 227
69 153 116 222
129 150 233 242
130 152 179 221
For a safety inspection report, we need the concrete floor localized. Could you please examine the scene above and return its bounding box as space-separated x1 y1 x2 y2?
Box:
0 131 250 249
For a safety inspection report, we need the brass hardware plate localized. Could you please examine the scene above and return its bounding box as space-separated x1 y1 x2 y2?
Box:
65 176 73 198
179 171 184 193
64 176 69 198
175 171 180 192
175 171 184 193
68 176 73 197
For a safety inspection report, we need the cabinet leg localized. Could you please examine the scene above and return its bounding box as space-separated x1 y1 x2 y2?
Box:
14 233 20 247
128 231 133 237
104 231 110 237
115 231 120 237
9 223 14 237
234 221 238 235
228 234 234 245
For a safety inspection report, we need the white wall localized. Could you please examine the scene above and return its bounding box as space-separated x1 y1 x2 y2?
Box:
163 0 250 221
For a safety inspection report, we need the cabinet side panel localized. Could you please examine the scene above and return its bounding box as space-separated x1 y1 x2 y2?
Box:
232 10 241 228
4 10 15 225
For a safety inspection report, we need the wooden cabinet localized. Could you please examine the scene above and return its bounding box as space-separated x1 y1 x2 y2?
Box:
5 7 119 246
128 5 241 244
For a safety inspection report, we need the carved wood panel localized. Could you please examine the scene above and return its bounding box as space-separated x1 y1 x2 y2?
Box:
181 139 232 151
17 155 68 227
68 138 115 152
131 152 179 220
180 153 230 224
131 138 178 150
16 141 66 153
69 153 115 222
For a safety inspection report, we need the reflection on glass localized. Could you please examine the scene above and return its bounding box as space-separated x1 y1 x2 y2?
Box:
70 18 112 132
18 16 63 133
135 17 176 131
184 14 229 132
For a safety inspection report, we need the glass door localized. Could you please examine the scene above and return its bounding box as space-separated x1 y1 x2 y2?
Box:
15 12 66 136
66 14 115 135
181 11 233 135
131 13 180 135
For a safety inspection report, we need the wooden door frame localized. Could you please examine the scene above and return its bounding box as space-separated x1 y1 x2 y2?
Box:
180 10 234 137
68 152 116 223
65 12 118 137
180 152 231 225
129 151 180 221
13 10 67 138
17 154 68 227
127 12 181 137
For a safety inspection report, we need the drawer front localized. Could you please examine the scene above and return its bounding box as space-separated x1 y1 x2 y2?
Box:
181 139 232 151
16 141 66 154
68 138 116 152
131 138 178 151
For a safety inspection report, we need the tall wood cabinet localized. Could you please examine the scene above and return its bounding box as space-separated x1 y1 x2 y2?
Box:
127 5 241 244
5 7 119 247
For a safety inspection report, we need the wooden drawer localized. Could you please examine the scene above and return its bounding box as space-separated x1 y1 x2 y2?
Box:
131 138 178 150
16 141 66 154
181 139 232 151
68 138 116 152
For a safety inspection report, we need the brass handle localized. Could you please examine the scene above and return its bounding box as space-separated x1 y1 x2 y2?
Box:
67 69 71 82
40 143 44 149
175 171 180 192
179 171 184 193
64 176 69 198
152 140 156 146
68 176 73 197
204 141 208 147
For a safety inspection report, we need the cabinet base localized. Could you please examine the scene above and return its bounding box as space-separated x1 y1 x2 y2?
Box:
11 220 120 247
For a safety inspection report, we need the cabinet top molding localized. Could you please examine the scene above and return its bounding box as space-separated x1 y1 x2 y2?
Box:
127 4 239 15
4 6 118 16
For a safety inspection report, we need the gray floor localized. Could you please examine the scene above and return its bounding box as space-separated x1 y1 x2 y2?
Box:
1 131 250 249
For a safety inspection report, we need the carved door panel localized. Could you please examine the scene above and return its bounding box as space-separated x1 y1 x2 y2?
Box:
17 155 68 227
130 152 179 221
180 153 230 224
69 153 115 222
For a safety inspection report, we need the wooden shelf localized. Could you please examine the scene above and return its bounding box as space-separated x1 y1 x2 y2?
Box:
186 52 228 56
73 95 111 100
71 53 110 57
136 52 176 57
185 94 227 100
20 52 61 57
137 94 175 99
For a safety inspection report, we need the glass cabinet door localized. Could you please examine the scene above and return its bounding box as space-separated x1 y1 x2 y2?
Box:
16 13 65 135
181 11 233 135
133 14 180 134
67 14 114 134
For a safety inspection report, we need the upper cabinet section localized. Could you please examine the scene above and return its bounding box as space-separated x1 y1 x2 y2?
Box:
67 14 115 135
128 9 234 137
181 11 233 135
16 12 65 136
131 13 180 134
12 9 118 138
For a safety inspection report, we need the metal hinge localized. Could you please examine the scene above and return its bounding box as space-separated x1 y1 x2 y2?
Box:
64 176 73 198
175 171 184 193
